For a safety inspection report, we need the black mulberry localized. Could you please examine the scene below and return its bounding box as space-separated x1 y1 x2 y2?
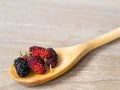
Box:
14 57 30 77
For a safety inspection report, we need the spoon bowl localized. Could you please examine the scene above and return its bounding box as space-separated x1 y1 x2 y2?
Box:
9 28 120 86
9 44 87 86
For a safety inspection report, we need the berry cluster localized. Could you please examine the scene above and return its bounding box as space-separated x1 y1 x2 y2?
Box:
14 46 58 77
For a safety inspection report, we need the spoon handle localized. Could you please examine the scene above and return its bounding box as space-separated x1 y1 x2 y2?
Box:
86 28 120 51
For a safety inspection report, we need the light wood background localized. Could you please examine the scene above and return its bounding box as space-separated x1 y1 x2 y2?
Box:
0 0 120 90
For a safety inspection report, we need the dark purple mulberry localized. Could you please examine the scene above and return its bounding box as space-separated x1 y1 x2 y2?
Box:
46 48 58 68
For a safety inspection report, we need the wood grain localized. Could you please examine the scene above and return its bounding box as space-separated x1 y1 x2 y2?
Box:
0 0 120 90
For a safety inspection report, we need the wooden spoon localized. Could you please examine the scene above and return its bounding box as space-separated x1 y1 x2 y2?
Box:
9 28 120 86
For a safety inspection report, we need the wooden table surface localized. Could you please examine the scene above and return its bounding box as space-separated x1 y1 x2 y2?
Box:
0 0 120 90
